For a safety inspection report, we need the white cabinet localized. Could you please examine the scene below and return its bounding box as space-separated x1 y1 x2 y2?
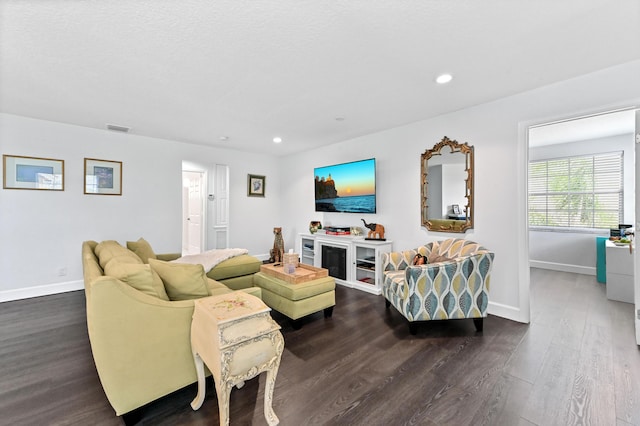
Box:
297 233 392 295
300 235 316 266
605 240 634 303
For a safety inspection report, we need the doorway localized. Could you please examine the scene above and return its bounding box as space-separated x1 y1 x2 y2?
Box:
182 170 205 255
525 108 637 337
527 109 636 274
181 162 230 255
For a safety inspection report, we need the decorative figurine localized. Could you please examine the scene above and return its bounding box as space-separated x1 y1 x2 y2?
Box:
361 219 385 240
269 227 285 264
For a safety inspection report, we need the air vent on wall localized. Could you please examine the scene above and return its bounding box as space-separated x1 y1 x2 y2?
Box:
106 123 131 133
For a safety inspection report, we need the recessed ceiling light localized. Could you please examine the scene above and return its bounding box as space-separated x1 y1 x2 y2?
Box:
220 136 229 141
436 74 453 84
273 137 282 143
335 117 345 121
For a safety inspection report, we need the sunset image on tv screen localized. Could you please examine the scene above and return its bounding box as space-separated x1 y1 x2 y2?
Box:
314 158 376 213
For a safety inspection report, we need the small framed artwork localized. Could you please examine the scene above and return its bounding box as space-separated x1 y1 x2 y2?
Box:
452 204 461 215
247 174 265 197
84 158 122 195
3 154 64 191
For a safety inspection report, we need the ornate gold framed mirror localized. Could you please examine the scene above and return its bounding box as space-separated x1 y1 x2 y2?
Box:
421 136 474 233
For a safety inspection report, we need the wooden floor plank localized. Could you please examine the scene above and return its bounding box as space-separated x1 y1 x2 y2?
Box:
476 373 533 426
505 322 554 384
521 342 581 426
610 301 640 425
567 322 616 425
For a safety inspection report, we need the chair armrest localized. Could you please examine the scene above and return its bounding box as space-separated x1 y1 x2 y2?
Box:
157 252 182 261
382 249 418 272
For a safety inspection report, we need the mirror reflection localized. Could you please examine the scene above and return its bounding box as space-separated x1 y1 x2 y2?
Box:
421 136 474 233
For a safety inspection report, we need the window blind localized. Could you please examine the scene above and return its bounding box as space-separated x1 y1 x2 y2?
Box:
528 151 623 229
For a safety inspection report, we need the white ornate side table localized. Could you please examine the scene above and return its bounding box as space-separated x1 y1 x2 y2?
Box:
190 291 284 426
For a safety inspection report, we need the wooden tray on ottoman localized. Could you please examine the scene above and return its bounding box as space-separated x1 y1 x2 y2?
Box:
260 263 328 284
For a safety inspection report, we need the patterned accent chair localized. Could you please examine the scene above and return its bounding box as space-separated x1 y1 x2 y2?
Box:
381 238 494 335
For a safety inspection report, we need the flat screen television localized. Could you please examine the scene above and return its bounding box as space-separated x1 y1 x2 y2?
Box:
314 158 376 213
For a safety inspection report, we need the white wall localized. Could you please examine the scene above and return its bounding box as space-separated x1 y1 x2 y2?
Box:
426 164 442 218
0 114 281 300
529 134 634 274
280 59 640 323
441 164 466 217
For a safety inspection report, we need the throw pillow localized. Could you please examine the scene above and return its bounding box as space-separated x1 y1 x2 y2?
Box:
104 262 170 301
96 240 142 269
148 259 211 301
127 237 157 264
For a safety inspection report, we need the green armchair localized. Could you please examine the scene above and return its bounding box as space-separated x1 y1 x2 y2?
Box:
381 238 494 335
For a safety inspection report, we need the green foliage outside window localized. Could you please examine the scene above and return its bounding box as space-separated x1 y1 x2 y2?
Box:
528 152 623 229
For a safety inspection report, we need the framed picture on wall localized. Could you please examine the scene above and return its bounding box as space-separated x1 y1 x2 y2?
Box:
3 154 64 191
84 158 122 195
247 174 265 197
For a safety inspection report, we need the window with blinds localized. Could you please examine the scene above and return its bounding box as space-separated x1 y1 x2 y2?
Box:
528 151 623 230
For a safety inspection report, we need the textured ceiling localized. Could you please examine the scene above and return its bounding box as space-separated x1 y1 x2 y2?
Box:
1 1 639 156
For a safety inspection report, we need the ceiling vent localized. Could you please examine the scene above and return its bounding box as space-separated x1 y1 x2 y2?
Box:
106 123 131 133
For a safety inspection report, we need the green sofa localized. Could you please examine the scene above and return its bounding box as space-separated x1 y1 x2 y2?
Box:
81 239 262 417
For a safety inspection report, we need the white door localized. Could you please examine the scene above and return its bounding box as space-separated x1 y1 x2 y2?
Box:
212 164 229 249
635 109 640 345
182 171 205 255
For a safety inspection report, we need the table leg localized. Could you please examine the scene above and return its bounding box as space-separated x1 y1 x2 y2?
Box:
190 352 206 410
263 333 284 426
263 363 281 425
215 379 233 426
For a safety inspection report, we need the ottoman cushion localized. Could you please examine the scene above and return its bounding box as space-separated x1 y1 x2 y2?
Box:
206 254 261 281
253 272 335 301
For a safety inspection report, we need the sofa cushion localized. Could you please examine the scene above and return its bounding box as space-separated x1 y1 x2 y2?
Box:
104 254 145 268
95 240 142 269
149 259 211 301
104 262 170 301
127 237 157 264
207 277 230 293
206 254 261 280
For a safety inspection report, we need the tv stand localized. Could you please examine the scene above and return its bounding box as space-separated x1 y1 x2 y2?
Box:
297 233 392 295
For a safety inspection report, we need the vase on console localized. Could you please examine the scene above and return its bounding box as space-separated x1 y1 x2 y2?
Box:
309 221 322 234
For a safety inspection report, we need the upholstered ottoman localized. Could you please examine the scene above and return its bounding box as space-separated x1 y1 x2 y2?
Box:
253 271 336 328
206 254 262 290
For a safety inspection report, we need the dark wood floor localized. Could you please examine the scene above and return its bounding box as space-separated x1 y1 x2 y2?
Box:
1 268 639 425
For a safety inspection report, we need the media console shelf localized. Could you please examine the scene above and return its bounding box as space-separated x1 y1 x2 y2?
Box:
297 233 392 295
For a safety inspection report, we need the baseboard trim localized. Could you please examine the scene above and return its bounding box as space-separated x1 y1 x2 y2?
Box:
3 278 531 324
529 260 596 276
0 280 84 303
255 253 271 262
488 301 527 323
